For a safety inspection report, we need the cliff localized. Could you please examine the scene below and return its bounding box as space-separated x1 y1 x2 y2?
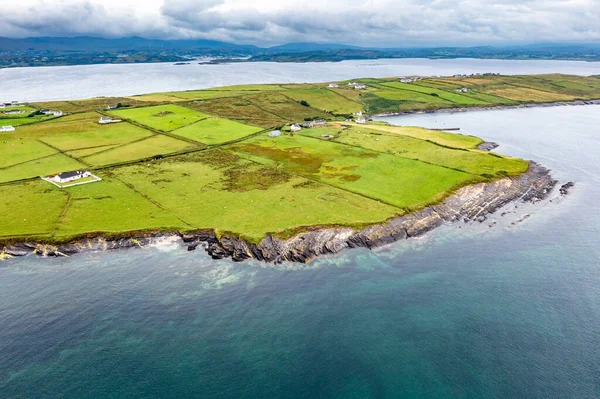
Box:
1 162 562 263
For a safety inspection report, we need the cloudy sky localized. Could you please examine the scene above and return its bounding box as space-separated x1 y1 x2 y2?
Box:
2 0 599 46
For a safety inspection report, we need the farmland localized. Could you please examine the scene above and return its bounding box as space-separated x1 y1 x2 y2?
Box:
1 73 599 245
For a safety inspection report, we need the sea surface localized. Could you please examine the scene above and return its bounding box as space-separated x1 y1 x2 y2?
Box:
1 57 600 102
1 103 599 398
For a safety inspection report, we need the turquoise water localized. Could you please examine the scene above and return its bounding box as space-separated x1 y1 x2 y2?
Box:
1 105 600 398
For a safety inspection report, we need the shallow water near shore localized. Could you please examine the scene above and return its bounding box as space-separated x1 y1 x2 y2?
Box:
1 105 600 398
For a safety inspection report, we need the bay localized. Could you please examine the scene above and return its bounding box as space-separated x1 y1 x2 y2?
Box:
1 58 599 102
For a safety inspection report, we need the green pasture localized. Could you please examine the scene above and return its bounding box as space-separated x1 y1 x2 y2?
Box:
108 104 209 131
283 89 362 114
348 123 483 149
184 98 286 128
82 135 194 166
379 82 490 105
0 153 85 183
243 93 331 121
111 151 400 241
0 138 57 169
0 181 68 238
228 134 477 210
171 117 263 144
39 121 153 151
55 178 185 237
328 126 528 176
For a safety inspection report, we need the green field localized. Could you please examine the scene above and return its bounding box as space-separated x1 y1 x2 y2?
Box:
108 104 209 131
171 117 263 144
1 74 599 244
283 89 362 114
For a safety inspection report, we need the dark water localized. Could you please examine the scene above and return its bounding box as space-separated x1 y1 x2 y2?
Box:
1 105 600 398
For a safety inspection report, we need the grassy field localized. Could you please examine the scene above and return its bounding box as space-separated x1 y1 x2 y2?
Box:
111 151 400 241
228 134 478 210
1 74 598 244
283 89 362 114
82 135 195 166
108 104 209 131
323 126 528 176
171 118 263 144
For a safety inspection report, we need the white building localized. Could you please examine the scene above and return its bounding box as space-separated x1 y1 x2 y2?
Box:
354 84 367 90
0 125 15 132
41 110 63 117
455 87 471 93
269 130 281 137
354 111 363 117
328 83 340 88
356 117 367 124
52 170 91 184
290 124 302 131
3 110 24 115
98 117 122 124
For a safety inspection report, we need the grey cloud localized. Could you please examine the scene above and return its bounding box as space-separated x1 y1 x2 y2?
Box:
1 0 599 46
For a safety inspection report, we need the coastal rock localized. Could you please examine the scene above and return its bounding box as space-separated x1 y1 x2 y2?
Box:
559 181 575 195
477 141 499 151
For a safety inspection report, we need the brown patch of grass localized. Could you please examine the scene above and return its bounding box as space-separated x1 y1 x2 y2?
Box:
222 166 291 192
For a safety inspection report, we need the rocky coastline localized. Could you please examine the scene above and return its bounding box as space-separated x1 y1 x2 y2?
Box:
1 162 570 264
371 99 600 119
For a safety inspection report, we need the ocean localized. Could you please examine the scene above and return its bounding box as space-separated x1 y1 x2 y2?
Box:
1 93 600 396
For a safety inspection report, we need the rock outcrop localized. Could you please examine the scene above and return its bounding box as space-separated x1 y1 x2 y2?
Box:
0 163 558 263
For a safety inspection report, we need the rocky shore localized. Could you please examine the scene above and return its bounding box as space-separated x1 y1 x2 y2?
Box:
1 162 567 264
371 99 600 119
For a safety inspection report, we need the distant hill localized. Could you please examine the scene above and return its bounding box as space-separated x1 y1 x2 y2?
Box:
1 36 599 68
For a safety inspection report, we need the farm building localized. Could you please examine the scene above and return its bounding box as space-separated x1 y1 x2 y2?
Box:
455 87 471 93
303 119 327 128
328 83 340 88
41 110 63 117
290 124 302 131
52 170 91 184
0 125 15 132
269 130 281 137
356 117 367 124
2 110 24 115
98 116 122 124
353 84 367 90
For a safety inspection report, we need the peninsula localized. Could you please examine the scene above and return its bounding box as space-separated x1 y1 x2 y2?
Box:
1 73 598 262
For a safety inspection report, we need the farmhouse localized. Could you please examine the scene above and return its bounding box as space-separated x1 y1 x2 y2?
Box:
353 84 367 90
51 170 92 184
2 110 24 115
0 125 15 132
290 124 302 131
98 116 122 124
328 83 340 88
41 110 63 117
356 117 367 124
269 130 281 137
455 88 471 93
303 119 327 128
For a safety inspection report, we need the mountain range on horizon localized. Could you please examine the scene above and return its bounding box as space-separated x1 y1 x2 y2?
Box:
2 36 600 68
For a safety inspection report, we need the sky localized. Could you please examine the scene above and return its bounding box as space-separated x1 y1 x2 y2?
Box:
1 0 599 46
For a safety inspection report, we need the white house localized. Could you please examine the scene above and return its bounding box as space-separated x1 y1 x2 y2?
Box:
42 110 63 117
290 124 302 131
52 170 91 184
356 117 367 124
354 84 367 90
348 82 358 86
455 87 470 93
0 125 15 132
3 110 24 115
269 130 281 137
98 117 122 124
328 83 340 88
354 111 363 117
